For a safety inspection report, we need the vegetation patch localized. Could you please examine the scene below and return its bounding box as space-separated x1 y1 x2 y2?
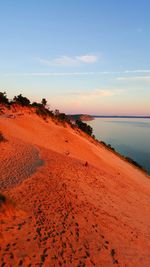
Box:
0 91 94 137
76 120 93 136
0 132 6 142
0 193 6 205
100 141 146 172
0 92 9 105
100 141 116 151
125 156 145 171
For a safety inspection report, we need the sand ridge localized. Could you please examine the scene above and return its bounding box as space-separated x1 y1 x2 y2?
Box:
0 112 150 266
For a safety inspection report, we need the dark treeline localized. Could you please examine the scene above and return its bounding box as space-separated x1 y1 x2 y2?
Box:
0 91 93 136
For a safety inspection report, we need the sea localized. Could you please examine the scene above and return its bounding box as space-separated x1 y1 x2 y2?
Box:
88 117 150 174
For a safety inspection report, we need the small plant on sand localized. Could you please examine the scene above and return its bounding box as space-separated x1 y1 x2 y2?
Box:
0 193 6 204
0 132 6 142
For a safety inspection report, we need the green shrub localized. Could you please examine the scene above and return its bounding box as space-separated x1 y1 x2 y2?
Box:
76 120 93 136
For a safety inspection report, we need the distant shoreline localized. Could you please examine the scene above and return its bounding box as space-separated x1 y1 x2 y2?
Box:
69 114 150 122
93 115 150 119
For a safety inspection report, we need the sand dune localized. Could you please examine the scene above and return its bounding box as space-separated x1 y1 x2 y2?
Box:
0 111 150 266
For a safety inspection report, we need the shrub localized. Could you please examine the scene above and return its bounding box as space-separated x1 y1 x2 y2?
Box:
100 141 115 151
41 98 47 107
32 102 43 108
107 144 115 151
0 92 9 105
57 113 70 123
36 106 53 118
36 107 47 116
125 156 144 170
0 132 5 142
0 193 6 204
76 120 93 136
13 94 30 106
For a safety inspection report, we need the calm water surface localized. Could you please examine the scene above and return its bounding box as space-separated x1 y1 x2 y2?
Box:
88 118 150 174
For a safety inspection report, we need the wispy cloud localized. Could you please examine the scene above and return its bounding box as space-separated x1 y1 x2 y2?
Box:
117 76 150 81
6 72 96 76
50 56 78 66
5 69 150 77
124 70 150 73
67 89 123 99
76 55 98 63
36 54 99 66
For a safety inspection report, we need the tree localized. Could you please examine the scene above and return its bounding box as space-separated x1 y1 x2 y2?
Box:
0 92 9 104
13 94 30 106
54 109 59 116
41 98 47 107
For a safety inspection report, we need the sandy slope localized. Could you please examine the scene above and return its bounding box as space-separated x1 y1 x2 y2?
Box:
0 112 150 267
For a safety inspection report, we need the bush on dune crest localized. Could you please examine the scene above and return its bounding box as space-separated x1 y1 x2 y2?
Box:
13 94 30 106
0 92 9 105
0 91 94 136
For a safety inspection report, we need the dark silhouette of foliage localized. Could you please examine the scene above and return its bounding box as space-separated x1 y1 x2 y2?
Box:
0 92 9 104
36 107 48 116
0 193 6 204
0 132 6 142
57 113 70 122
53 109 71 124
54 109 60 116
125 156 144 170
32 102 44 108
13 94 30 106
76 120 93 136
100 141 115 151
35 105 53 118
41 98 47 107
107 143 115 151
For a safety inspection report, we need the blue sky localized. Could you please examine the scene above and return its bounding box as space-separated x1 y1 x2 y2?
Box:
0 0 150 114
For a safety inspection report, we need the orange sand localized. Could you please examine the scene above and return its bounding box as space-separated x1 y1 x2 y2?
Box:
0 111 150 266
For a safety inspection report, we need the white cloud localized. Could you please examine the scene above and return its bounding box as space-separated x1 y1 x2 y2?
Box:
52 56 78 66
124 70 150 73
37 54 99 66
69 89 123 99
76 55 98 63
6 69 150 78
117 76 150 81
6 72 96 76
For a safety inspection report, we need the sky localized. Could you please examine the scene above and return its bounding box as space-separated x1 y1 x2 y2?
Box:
0 0 150 115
